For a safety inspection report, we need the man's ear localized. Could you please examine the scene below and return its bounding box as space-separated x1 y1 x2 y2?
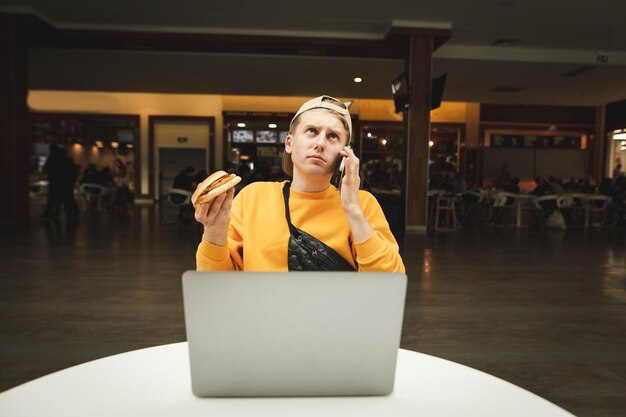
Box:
285 134 293 154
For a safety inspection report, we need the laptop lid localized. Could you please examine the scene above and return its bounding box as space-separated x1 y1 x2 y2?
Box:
182 271 407 397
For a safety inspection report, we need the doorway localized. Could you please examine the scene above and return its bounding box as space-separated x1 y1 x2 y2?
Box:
150 116 215 199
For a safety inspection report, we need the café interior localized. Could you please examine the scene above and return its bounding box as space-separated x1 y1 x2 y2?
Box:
2 2 626 416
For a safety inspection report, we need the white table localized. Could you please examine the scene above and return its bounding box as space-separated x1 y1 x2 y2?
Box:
0 343 575 417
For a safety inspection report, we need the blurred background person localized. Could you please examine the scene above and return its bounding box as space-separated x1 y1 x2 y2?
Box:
39 144 79 220
172 166 196 223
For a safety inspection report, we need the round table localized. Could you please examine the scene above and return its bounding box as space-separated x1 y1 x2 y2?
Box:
0 343 575 416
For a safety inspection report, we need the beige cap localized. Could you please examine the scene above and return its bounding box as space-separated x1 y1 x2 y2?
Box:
282 95 352 177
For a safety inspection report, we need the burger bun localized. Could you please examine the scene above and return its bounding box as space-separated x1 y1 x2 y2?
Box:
191 170 241 209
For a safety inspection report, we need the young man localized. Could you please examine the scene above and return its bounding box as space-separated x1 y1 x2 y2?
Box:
195 95 405 272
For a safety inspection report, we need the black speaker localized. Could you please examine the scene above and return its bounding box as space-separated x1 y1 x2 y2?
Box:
390 72 447 112
430 73 447 110
391 73 410 113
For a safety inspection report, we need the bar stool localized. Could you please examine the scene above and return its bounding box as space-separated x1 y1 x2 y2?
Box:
434 195 460 231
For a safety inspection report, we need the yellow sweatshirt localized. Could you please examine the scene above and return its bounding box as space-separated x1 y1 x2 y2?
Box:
196 181 405 272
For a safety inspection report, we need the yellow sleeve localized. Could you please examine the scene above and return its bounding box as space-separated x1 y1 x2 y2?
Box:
352 192 405 273
195 190 245 271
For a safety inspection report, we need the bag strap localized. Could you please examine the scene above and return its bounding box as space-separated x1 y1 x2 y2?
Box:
282 182 300 236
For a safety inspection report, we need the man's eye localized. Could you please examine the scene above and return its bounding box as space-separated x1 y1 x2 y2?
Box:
307 128 317 134
328 133 338 140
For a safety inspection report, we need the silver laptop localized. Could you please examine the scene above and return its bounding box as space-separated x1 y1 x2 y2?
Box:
182 271 407 397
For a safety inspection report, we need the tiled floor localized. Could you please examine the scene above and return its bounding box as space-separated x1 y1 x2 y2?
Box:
1 204 625 417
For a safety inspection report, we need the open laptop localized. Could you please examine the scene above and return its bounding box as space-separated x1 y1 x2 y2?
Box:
182 271 407 397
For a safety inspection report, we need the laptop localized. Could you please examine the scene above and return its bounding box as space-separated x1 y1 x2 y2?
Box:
182 271 407 397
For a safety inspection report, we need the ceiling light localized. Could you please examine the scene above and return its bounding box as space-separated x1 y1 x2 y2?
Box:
429 140 435 148
612 129 626 140
367 132 372 138
268 123 277 129
354 77 362 83
95 140 104 148
127 144 134 149
381 139 387 146
111 141 119 149
237 123 246 128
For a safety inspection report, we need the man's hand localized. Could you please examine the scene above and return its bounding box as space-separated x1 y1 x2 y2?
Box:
338 146 373 243
194 188 235 246
338 146 361 214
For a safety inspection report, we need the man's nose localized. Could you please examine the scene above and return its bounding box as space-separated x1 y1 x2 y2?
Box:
314 133 325 149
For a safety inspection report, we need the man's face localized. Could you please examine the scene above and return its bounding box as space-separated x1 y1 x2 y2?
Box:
285 109 348 178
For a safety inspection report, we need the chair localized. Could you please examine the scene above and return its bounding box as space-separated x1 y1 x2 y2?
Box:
29 180 49 213
490 192 517 226
556 194 574 209
581 195 612 227
162 188 193 225
427 190 442 228
29 180 49 198
568 193 588 226
533 194 557 210
461 190 484 213
531 194 560 226
555 193 576 226
462 190 485 205
434 195 460 231
80 183 108 211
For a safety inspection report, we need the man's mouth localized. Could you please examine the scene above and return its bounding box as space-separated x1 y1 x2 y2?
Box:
308 155 326 162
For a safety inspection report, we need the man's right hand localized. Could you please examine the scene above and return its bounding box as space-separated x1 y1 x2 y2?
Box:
194 187 235 246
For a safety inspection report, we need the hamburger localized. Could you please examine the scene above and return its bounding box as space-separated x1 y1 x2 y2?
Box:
191 170 241 210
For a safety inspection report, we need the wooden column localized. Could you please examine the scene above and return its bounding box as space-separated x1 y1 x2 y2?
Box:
0 14 30 224
405 35 433 231
593 105 607 181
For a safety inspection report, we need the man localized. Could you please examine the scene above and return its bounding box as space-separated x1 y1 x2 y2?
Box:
194 95 405 272
171 166 196 223
613 163 624 179
40 144 80 220
173 166 196 191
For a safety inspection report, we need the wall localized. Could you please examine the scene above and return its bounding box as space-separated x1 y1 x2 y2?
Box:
28 91 223 196
28 91 482 197
430 102 468 124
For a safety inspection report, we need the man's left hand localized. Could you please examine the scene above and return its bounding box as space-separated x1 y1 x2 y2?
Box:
339 146 361 215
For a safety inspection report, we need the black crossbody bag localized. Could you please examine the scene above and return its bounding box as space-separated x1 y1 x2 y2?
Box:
282 182 355 271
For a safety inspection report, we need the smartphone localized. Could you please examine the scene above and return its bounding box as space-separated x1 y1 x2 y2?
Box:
335 156 346 190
